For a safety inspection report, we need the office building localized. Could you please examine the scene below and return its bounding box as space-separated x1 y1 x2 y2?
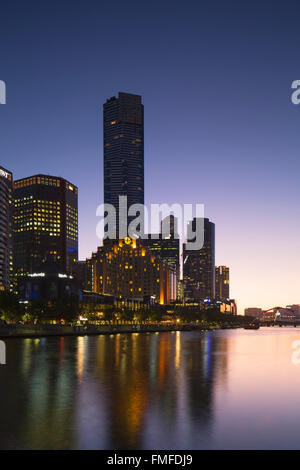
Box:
103 92 144 237
143 215 180 276
177 279 184 301
14 174 78 278
73 260 87 290
286 305 300 317
215 266 230 299
18 260 80 302
0 166 13 290
244 307 262 318
183 217 215 300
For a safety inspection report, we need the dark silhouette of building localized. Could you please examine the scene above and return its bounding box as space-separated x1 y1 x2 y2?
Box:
215 266 230 299
0 166 13 290
73 260 87 289
81 290 114 307
18 261 80 302
13 175 78 279
183 217 215 300
143 216 180 264
244 307 262 318
103 92 144 237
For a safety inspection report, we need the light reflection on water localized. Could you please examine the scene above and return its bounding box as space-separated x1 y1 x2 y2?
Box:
1 328 300 449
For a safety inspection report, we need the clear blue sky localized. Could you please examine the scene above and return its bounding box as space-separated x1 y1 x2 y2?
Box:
1 1 300 312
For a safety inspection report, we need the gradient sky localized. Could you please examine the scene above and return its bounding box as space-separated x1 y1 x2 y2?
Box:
0 1 299 313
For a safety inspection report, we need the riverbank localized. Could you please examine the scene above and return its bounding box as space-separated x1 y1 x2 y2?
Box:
0 322 244 339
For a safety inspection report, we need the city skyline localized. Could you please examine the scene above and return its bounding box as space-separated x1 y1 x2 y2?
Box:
1 2 300 312
2 86 298 313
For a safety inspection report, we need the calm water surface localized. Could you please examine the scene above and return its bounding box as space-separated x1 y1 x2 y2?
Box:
1 328 300 449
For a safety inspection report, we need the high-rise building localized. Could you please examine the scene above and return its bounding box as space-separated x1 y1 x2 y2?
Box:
0 166 13 290
143 215 180 274
177 279 184 301
215 266 230 299
183 217 215 300
13 175 78 278
103 92 144 237
86 238 177 304
73 260 87 290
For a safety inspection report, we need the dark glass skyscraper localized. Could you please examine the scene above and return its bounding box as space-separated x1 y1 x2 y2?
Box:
143 215 180 271
183 217 215 300
103 92 144 237
13 175 78 278
0 166 13 291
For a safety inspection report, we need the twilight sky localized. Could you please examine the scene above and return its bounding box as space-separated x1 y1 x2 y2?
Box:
0 1 299 313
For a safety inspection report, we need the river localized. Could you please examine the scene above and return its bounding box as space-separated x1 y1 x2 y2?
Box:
0 328 300 449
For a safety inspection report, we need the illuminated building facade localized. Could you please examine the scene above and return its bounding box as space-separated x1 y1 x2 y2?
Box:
0 166 13 290
219 299 237 315
183 217 215 300
13 175 78 278
177 279 184 301
103 92 144 237
87 238 176 304
215 266 230 299
86 256 95 293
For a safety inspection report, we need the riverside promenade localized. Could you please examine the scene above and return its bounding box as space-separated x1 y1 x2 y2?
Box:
0 322 241 339
0 323 198 338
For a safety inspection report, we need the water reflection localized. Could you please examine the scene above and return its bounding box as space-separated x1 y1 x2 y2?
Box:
1 329 300 449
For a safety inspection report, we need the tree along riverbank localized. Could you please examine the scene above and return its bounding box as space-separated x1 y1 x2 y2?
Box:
0 320 248 339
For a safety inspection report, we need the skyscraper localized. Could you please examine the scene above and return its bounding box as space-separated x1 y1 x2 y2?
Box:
143 215 180 293
13 175 78 278
183 217 215 300
103 92 144 237
215 266 230 299
0 166 13 290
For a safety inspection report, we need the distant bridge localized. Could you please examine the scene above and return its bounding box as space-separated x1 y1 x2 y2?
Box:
259 306 298 326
